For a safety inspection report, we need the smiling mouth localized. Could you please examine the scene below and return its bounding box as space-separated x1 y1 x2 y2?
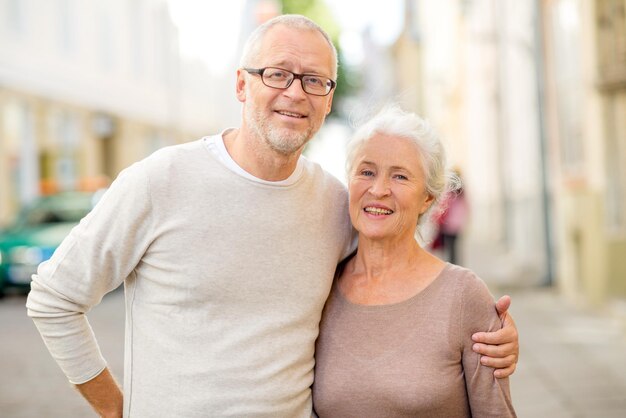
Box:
364 207 393 215
276 110 306 118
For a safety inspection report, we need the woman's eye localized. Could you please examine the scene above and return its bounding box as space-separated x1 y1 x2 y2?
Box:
360 170 374 177
394 174 408 180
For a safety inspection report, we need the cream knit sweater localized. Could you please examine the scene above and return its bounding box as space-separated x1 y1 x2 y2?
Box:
27 136 354 417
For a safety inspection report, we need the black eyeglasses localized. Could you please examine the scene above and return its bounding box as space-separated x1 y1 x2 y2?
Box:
244 67 336 96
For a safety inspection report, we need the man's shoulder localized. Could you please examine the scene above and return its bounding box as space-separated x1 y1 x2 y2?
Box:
301 158 347 195
137 137 218 175
112 138 215 192
144 138 206 164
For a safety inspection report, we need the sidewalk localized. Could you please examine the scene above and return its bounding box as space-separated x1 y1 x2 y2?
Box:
502 287 626 418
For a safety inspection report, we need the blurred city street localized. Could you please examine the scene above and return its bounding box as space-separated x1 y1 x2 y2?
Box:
506 286 626 417
0 0 625 416
1 283 626 417
0 290 125 417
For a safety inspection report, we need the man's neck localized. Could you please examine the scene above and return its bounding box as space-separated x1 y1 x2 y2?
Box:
222 128 302 182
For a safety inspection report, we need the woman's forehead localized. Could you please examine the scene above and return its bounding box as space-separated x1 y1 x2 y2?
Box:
357 134 422 160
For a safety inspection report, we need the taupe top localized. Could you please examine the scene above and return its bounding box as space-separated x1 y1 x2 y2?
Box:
313 263 516 418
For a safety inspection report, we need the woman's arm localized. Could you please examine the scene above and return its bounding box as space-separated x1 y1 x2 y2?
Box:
462 276 517 417
471 295 519 378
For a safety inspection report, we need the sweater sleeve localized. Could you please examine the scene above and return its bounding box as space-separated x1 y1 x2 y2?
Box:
26 162 155 384
460 272 517 417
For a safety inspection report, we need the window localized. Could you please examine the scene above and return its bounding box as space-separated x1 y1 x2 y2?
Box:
5 101 39 203
5 0 24 36
97 8 115 71
128 0 144 77
49 110 80 191
550 0 584 175
58 0 76 53
597 0 626 87
605 95 626 235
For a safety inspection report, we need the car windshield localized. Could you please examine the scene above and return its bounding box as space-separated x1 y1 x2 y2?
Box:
18 194 95 227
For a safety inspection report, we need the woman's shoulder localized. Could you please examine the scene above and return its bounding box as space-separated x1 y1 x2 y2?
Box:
442 263 488 288
441 264 500 333
440 263 496 308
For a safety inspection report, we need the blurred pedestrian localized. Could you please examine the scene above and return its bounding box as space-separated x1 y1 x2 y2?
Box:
313 106 516 417
27 15 518 418
435 168 469 264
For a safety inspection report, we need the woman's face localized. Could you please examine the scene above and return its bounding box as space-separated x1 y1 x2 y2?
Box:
349 133 434 243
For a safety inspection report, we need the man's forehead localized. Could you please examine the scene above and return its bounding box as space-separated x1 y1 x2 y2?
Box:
259 26 334 74
261 26 328 49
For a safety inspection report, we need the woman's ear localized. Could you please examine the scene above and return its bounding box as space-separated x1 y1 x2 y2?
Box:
420 194 436 215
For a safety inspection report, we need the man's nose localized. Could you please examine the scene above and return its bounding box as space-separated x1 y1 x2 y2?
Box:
283 78 308 99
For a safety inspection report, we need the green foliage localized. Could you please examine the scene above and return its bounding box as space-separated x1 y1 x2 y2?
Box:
278 0 357 116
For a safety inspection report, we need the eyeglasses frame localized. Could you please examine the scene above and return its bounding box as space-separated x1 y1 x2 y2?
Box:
243 67 336 97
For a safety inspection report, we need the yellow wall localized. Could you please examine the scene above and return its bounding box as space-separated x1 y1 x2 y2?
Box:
0 88 179 226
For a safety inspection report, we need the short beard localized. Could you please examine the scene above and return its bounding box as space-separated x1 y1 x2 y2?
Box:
245 104 316 156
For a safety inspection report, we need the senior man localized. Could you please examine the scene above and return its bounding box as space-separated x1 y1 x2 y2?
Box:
27 15 519 417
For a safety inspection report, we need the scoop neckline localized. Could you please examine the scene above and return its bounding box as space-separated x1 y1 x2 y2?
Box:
332 262 452 312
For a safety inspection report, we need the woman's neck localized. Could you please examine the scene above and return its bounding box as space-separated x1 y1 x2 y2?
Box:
339 235 445 305
351 236 422 281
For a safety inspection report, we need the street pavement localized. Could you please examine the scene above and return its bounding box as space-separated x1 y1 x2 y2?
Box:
0 289 125 417
1 285 626 417
502 286 626 418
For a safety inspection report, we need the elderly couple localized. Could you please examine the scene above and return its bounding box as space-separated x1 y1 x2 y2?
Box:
27 15 517 417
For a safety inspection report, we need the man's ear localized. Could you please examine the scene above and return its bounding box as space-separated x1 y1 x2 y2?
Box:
325 90 335 115
236 69 247 103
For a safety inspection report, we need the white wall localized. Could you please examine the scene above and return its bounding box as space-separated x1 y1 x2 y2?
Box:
418 0 548 284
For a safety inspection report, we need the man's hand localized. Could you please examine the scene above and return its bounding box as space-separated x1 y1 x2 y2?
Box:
471 295 519 378
75 367 123 418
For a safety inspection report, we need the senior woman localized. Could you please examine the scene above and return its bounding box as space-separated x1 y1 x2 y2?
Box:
313 106 516 417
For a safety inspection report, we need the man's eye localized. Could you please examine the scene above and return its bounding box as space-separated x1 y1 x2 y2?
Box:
267 70 289 79
304 76 324 86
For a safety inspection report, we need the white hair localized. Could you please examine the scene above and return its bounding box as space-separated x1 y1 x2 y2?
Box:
239 14 338 79
346 104 459 243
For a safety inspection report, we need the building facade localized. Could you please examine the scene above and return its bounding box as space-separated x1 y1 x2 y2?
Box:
391 0 626 313
0 0 223 226
541 0 626 307
392 0 549 286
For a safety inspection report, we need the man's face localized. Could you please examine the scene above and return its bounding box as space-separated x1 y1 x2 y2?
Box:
237 25 335 156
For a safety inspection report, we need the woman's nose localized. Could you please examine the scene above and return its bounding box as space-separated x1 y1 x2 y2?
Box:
369 177 391 197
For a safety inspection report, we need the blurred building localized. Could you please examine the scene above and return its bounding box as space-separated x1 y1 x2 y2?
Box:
392 0 549 286
390 0 626 312
0 0 224 226
391 1 423 113
541 0 626 308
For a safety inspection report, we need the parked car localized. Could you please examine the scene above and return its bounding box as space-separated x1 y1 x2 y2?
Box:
0 191 104 296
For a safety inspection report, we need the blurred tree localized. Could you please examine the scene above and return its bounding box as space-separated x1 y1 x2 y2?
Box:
279 0 358 117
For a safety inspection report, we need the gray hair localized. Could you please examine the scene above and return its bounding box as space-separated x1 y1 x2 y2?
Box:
345 104 459 242
239 14 338 79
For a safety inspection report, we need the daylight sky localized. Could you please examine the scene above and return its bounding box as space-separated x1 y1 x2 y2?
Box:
167 0 404 74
